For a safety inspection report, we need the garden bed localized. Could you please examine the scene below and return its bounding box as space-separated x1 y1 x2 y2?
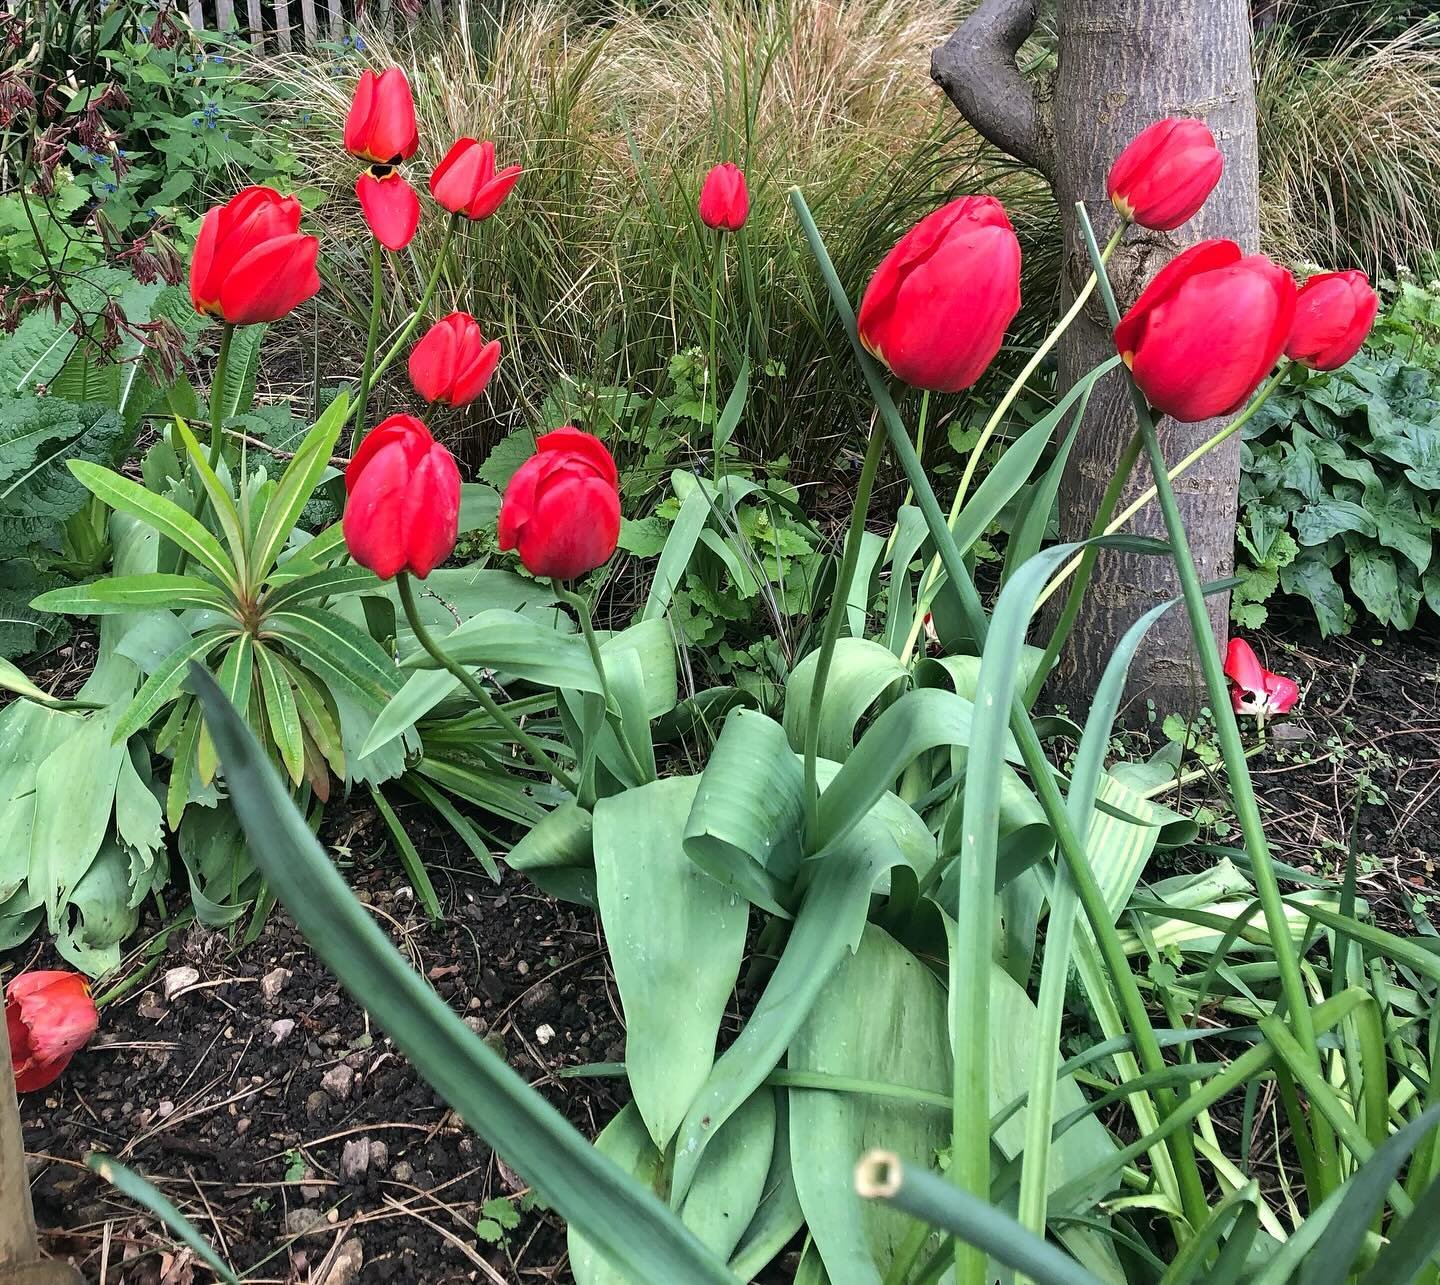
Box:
15 615 1439 1283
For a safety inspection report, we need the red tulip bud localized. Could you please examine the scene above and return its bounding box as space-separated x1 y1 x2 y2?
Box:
1286 270 1378 371
857 196 1021 394
344 68 419 165
356 168 421 251
1224 638 1299 717
698 163 748 232
1108 118 1224 231
429 138 522 222
1114 240 1296 423
6 971 98 1093
343 414 461 580
408 312 501 407
189 186 321 325
498 427 620 580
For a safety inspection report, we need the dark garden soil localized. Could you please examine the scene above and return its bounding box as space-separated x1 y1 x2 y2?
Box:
12 616 1440 1283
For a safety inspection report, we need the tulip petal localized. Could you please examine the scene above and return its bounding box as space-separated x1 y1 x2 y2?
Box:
408 318 460 403
403 445 462 577
357 171 421 252
537 426 618 486
217 232 321 326
450 338 502 406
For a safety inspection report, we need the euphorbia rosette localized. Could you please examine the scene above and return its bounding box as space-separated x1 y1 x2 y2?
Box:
430 138 522 221
343 414 461 579
1114 240 1296 423
1224 638 1299 719
857 195 1021 394
698 162 749 232
1286 270 1378 371
409 312 501 407
498 427 620 580
6 971 98 1093
1108 118 1224 231
189 186 320 324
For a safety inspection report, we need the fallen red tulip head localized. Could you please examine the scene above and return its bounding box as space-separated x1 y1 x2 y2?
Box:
356 167 421 252
189 186 321 325
1286 270 1379 371
1108 117 1223 232
6 971 98 1093
430 138 522 222
343 414 461 580
498 427 620 580
344 68 419 165
698 163 749 232
1224 637 1299 718
409 312 501 407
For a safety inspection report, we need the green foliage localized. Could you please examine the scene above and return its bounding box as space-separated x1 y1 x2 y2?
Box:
1237 277 1440 634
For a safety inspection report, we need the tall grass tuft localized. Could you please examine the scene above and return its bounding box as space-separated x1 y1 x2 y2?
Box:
254 0 1057 482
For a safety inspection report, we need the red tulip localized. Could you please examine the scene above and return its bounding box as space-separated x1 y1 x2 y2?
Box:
356 169 421 252
344 68 419 165
1114 240 1295 423
1224 638 1299 718
498 427 620 580
857 196 1021 394
1108 118 1224 232
1286 270 1378 371
409 312 501 407
429 139 521 221
343 414 461 580
698 163 748 232
6 971 97 1093
190 186 321 325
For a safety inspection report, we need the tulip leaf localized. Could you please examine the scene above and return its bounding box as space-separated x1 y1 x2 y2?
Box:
783 637 909 761
680 1086 776 1261
593 776 749 1150
0 656 103 711
713 357 750 455
728 1090 805 1280
506 799 596 906
642 480 712 621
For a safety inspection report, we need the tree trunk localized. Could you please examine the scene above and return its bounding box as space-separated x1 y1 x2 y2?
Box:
934 0 1260 716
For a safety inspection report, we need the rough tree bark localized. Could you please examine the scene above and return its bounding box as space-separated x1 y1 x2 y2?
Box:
933 0 1261 716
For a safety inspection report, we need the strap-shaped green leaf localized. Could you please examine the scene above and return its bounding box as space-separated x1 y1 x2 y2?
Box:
254 642 304 786
274 653 346 778
171 416 248 576
199 633 255 784
261 564 381 614
250 394 348 584
69 460 238 591
32 573 235 617
114 626 236 742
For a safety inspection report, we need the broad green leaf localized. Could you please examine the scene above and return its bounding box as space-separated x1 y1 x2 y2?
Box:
713 358 750 455
189 665 736 1284
211 322 266 424
728 1091 805 1280
594 777 748 1150
681 1088 776 1261
0 656 102 711
569 1105 666 1285
506 799 595 905
783 638 908 761
32 573 234 617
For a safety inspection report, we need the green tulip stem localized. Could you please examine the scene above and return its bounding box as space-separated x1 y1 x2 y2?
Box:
397 572 577 794
1074 201 1320 1059
345 214 459 442
350 235 385 454
802 417 888 850
707 233 724 476
898 222 1126 665
205 322 237 470
552 582 652 784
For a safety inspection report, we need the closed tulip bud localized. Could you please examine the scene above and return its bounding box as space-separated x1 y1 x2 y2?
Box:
498 427 620 580
408 312 501 407
1115 240 1296 423
698 163 748 232
6 971 98 1092
344 68 419 165
1286 270 1378 371
1108 118 1224 231
1224 638 1299 718
343 414 461 580
429 138 522 222
189 186 321 325
356 168 421 251
857 196 1021 394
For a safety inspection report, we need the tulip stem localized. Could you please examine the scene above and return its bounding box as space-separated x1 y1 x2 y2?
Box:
205 322 237 470
396 572 577 793
897 224 1125 666
552 583 652 784
1074 200 1322 1075
350 235 385 454
345 215 459 441
802 417 888 851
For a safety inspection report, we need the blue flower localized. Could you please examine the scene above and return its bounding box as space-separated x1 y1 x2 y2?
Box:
354 36 366 50
211 54 225 64
96 155 109 166
145 207 159 218
101 182 117 194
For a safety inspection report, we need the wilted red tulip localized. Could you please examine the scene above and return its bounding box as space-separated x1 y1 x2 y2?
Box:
498 427 620 580
857 196 1021 394
356 169 421 251
189 186 321 325
1108 118 1224 232
344 68 419 165
343 414 461 580
429 139 521 221
1286 270 1378 371
1224 638 1299 719
1114 240 1295 423
698 163 748 232
409 312 501 407
6 971 98 1093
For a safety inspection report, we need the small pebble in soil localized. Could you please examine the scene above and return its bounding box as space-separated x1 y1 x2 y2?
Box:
162 965 199 999
536 1024 556 1045
340 1137 370 1181
261 966 291 1001
305 1090 330 1119
390 1160 413 1183
321 1064 355 1101
270 1018 295 1044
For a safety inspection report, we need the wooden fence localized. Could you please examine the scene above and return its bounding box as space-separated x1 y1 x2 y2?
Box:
183 0 454 52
